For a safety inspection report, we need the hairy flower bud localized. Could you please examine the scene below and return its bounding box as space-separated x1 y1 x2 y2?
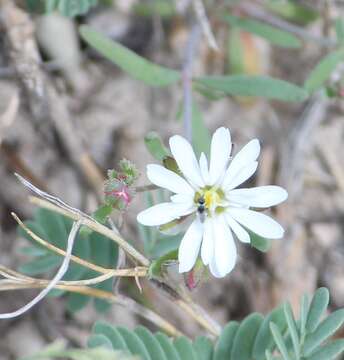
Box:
104 159 139 211
104 179 135 211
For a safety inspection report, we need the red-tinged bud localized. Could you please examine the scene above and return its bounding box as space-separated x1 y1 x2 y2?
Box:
104 178 135 211
104 159 139 211
184 258 206 291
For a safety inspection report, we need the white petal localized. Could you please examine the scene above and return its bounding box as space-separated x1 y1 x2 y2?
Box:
229 208 285 239
209 127 231 185
170 193 194 206
209 256 222 278
210 216 237 277
228 186 288 208
223 162 258 191
147 164 194 195
222 139 260 189
201 218 214 265
178 219 203 273
169 135 204 188
137 202 194 226
199 152 210 185
225 213 250 243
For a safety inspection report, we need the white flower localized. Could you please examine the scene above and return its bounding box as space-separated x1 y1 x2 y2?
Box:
137 127 288 278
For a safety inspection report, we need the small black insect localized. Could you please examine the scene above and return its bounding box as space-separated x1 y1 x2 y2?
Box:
197 196 206 223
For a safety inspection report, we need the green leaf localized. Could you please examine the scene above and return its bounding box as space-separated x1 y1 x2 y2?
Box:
253 305 288 358
231 313 264 360
300 294 310 336
35 208 68 247
87 334 113 349
250 232 272 252
57 0 97 17
193 336 213 360
191 101 211 158
93 205 113 224
18 221 48 249
270 322 291 360
283 302 300 359
306 288 330 333
306 339 344 360
89 232 118 268
303 309 344 357
93 279 113 313
193 82 226 101
19 246 47 257
117 327 151 360
19 254 61 275
223 14 301 48
20 340 136 360
150 235 181 258
144 132 170 161
134 1 176 18
304 49 344 92
134 326 167 360
335 18 344 44
194 75 309 102
174 337 197 360
67 293 90 313
148 249 178 278
155 332 181 360
213 322 239 360
92 322 128 351
264 0 318 24
25 0 46 13
228 28 245 74
45 0 59 13
80 26 181 87
22 347 134 360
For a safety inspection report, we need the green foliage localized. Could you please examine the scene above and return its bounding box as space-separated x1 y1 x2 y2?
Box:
21 340 137 360
304 48 344 93
306 288 330 333
148 249 178 279
87 288 343 360
191 101 212 158
266 288 344 360
90 321 209 360
26 0 98 17
79 26 181 87
227 28 245 74
144 132 171 161
335 19 344 44
194 75 309 102
224 14 302 48
264 0 319 24
18 208 118 313
250 232 272 252
133 0 176 18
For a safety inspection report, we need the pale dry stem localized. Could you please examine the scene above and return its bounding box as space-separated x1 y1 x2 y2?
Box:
29 196 222 336
0 281 183 337
12 212 148 278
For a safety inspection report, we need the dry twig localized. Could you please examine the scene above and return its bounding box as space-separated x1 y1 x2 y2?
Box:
0 220 82 319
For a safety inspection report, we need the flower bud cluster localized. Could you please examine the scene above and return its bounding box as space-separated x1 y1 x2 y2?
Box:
104 159 139 211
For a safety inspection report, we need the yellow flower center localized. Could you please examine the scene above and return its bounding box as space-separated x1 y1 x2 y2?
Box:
204 189 220 209
195 187 225 215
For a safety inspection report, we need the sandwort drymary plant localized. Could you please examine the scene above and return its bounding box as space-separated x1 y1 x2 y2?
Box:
137 127 288 278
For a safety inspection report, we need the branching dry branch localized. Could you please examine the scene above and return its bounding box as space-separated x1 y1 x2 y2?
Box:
0 280 183 337
2 174 222 336
0 220 82 319
29 194 221 336
12 212 148 277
